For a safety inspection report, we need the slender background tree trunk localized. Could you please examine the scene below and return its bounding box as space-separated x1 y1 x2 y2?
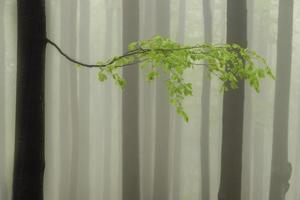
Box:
0 0 8 199
153 0 171 199
13 0 46 199
77 0 91 199
241 1 254 199
58 0 76 199
103 1 113 199
269 0 294 199
172 1 186 199
218 0 247 199
67 0 79 199
122 0 140 199
200 0 213 199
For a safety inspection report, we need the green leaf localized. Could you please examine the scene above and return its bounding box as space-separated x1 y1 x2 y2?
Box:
97 71 107 82
147 71 160 81
128 42 138 51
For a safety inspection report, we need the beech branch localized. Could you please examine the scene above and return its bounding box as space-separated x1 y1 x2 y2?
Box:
45 38 209 68
44 35 274 122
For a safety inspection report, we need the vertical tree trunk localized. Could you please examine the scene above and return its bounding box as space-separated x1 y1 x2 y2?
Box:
200 0 212 199
172 1 186 200
253 124 265 200
241 1 254 199
252 13 269 200
0 1 8 199
269 0 294 199
153 0 170 199
218 0 247 199
103 1 113 199
13 0 46 199
67 0 79 199
77 0 91 199
58 0 76 199
122 0 140 199
140 1 156 200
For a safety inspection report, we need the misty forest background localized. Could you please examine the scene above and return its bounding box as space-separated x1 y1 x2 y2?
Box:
0 0 300 200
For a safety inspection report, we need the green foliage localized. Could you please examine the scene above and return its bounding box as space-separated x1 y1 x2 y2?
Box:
89 35 274 122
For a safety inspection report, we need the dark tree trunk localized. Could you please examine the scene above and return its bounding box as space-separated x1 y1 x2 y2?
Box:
122 0 140 200
269 0 294 199
200 0 212 199
218 0 247 200
13 0 46 200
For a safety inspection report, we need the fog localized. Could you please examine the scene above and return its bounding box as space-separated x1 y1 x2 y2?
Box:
0 0 300 199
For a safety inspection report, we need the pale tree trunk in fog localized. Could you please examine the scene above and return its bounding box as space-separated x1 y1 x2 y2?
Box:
253 124 265 200
269 0 294 199
241 1 254 199
172 1 186 199
122 0 140 200
77 0 91 199
103 0 113 199
253 16 268 200
58 0 77 199
140 1 155 200
218 0 247 199
0 1 8 199
294 108 300 199
68 1 80 199
153 0 170 200
200 0 212 199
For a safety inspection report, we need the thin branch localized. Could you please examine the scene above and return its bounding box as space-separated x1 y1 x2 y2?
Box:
46 38 101 68
46 38 215 69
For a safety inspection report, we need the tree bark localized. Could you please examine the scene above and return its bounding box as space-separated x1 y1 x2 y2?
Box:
269 0 294 199
67 0 79 199
241 1 254 199
77 0 91 199
0 0 8 199
200 0 213 199
153 0 171 199
218 0 247 200
13 0 46 200
122 0 140 200
103 1 113 199
172 1 186 200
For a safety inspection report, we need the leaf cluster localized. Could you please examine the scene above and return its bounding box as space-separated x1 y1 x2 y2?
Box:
89 35 274 122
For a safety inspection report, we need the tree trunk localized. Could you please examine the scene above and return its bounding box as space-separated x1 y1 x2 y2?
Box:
0 0 8 199
77 0 91 199
241 1 254 199
252 12 269 200
153 0 171 199
56 0 77 199
103 1 113 199
67 0 79 199
269 0 294 199
218 0 247 199
122 0 140 200
200 0 213 199
13 0 46 199
172 1 186 200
